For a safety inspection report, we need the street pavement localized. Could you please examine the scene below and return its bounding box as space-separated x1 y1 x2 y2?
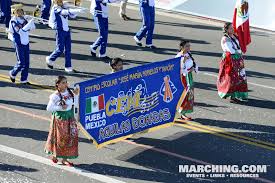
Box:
0 0 275 182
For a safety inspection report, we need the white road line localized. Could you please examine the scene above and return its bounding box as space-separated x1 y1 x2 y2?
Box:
202 72 275 90
0 144 126 183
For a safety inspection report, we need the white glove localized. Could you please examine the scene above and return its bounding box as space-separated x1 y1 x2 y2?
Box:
69 8 85 14
24 15 32 21
182 67 188 76
22 18 35 31
194 65 199 73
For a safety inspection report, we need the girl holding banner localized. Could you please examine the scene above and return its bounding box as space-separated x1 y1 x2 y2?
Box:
45 76 79 167
176 40 198 121
217 22 248 103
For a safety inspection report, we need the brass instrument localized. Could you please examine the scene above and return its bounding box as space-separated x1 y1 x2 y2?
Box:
24 15 49 24
74 0 82 7
33 5 42 17
11 3 41 17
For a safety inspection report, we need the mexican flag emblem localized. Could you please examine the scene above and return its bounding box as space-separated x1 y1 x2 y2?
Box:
85 94 105 114
233 0 251 54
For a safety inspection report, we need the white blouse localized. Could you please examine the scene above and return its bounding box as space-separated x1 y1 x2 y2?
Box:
46 90 74 112
221 35 241 54
176 52 198 76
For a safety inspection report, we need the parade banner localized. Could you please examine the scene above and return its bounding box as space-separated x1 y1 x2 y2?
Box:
76 57 186 148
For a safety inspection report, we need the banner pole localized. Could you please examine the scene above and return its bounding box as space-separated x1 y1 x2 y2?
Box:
74 84 94 144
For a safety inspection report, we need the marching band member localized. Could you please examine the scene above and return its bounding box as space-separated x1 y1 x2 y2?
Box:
110 57 123 73
41 0 51 20
119 0 130 20
0 0 12 29
90 0 121 60
134 0 156 49
176 40 198 121
8 6 35 85
46 0 85 73
217 22 248 103
45 75 79 166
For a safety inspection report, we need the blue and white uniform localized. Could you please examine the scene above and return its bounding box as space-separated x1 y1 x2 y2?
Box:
0 0 12 28
47 5 82 72
135 0 155 46
90 0 120 58
8 16 35 83
41 0 52 20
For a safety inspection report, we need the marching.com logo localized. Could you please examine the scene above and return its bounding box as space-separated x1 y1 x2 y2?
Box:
179 165 269 178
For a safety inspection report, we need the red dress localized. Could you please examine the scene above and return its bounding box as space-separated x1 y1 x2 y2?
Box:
217 35 248 100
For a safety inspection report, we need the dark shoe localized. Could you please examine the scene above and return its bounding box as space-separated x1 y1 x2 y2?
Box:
90 51 96 57
99 56 110 60
100 56 111 63
134 36 142 47
21 82 31 85
9 71 15 83
145 45 157 49
46 56 54 69
9 76 15 83
136 42 142 47
47 64 54 69
121 14 131 21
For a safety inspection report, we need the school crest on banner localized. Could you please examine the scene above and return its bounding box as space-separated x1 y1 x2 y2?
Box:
76 57 187 148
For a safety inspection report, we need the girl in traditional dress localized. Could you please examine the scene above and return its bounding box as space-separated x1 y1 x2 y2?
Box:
217 22 248 103
176 40 198 120
110 57 123 73
45 76 79 167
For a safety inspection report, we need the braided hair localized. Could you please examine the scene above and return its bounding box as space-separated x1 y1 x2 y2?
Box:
223 22 241 50
223 22 232 34
179 40 197 71
179 40 190 52
55 76 74 105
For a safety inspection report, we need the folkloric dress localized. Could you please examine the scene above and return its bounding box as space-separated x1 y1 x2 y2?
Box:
45 89 78 159
176 52 198 116
217 34 248 100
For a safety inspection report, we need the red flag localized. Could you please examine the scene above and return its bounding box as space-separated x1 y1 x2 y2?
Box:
233 0 251 53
